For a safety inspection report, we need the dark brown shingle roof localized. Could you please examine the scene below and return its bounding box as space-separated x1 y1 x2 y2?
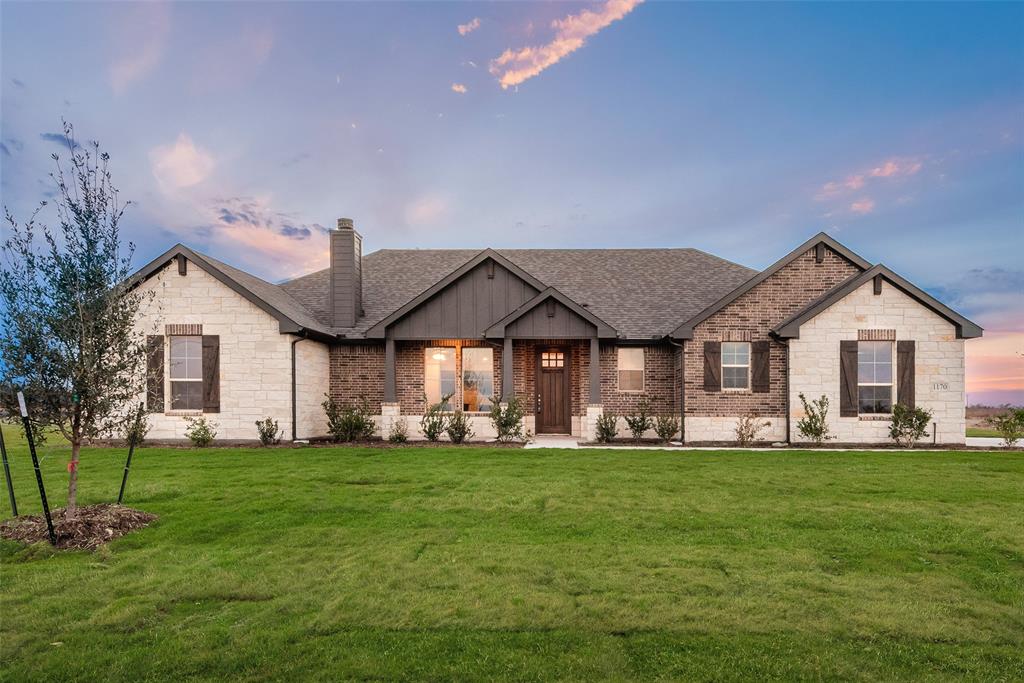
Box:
280 248 755 339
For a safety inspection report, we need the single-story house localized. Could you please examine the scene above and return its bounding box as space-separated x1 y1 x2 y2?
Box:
129 219 981 444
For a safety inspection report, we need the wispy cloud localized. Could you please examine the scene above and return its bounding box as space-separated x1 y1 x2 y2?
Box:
451 83 468 94
39 132 80 150
458 17 481 36
489 0 644 89
849 198 875 214
109 2 171 94
149 133 214 191
207 197 329 275
817 156 923 200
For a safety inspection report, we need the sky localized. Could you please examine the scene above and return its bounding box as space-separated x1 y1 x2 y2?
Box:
1 1 1022 405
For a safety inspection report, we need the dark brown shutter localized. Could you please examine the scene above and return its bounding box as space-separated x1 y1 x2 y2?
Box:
751 341 770 393
897 340 915 409
146 335 164 413
202 335 220 413
839 340 858 417
703 341 721 391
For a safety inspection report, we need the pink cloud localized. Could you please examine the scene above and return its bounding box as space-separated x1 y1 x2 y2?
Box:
149 133 215 191
489 0 644 89
849 198 875 214
109 2 171 94
817 156 923 200
451 83 468 94
458 17 481 36
869 158 923 178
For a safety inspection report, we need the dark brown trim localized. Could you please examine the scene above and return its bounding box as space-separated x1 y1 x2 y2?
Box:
671 233 872 339
484 287 617 339
177 254 187 276
873 274 883 295
365 249 549 338
772 264 983 340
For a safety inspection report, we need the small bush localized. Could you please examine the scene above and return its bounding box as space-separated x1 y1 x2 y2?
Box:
183 416 217 447
387 417 409 444
595 412 618 443
796 393 834 444
446 410 475 444
123 411 150 446
420 394 451 442
889 404 933 448
624 400 654 442
490 396 527 442
735 414 770 446
322 395 376 442
988 408 1024 447
654 415 680 443
255 417 281 446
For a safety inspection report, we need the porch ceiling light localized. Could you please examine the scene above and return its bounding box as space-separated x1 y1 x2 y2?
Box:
432 351 448 361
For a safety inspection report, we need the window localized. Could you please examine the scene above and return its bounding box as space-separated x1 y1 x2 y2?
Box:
617 347 644 391
721 341 750 390
424 347 456 409
541 351 565 368
858 341 893 414
169 336 203 410
462 347 494 412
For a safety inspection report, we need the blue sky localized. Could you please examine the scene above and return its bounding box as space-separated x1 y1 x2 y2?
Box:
1 1 1022 402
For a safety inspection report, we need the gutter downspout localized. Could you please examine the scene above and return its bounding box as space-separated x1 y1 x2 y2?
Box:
668 338 685 443
290 333 308 442
781 337 791 444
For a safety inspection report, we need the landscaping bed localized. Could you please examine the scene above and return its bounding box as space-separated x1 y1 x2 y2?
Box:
0 504 156 550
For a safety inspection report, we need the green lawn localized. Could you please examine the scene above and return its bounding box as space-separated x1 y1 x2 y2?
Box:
967 426 1003 438
1 426 1022 681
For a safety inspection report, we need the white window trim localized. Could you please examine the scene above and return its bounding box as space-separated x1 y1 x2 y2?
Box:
616 347 645 393
167 334 203 412
857 340 895 416
721 341 751 392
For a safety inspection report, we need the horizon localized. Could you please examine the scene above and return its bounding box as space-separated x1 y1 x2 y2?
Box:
1 1 1021 404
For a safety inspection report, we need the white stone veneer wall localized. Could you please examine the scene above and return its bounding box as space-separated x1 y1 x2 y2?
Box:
684 417 787 443
135 261 318 441
295 339 330 439
788 281 966 444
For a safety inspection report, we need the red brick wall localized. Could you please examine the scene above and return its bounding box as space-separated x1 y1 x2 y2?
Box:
685 246 861 417
329 344 385 411
599 343 678 417
512 339 588 417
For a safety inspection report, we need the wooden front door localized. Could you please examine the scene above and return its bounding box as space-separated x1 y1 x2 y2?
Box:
536 347 571 434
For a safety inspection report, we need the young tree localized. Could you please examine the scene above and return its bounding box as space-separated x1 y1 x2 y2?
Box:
0 122 148 517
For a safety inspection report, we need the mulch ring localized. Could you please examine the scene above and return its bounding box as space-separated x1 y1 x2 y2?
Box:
0 504 157 550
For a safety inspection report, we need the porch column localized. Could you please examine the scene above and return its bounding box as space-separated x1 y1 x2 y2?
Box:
502 337 514 400
589 337 601 404
384 337 396 403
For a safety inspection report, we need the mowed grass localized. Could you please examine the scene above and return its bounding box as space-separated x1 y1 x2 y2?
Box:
1 426 1022 681
967 426 1004 438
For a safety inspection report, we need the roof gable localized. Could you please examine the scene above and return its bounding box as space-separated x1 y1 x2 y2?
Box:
671 233 871 339
772 264 983 340
485 288 617 339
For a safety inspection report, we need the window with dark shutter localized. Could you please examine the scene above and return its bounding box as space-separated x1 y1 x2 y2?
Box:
839 340 858 417
146 335 164 413
703 341 721 391
751 341 770 393
201 335 220 413
897 340 915 409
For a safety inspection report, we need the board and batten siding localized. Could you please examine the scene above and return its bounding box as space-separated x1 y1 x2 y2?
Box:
504 300 596 338
788 279 966 444
388 260 539 339
134 260 328 441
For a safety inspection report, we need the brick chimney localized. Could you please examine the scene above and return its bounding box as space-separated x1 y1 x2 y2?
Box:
329 217 362 328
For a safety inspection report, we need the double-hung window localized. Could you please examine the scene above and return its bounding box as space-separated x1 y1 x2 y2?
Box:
169 336 203 410
857 341 893 414
462 347 494 412
721 342 750 390
424 346 495 412
424 347 456 410
617 347 644 391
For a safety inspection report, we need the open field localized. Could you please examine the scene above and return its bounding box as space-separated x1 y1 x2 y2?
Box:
1 425 1022 681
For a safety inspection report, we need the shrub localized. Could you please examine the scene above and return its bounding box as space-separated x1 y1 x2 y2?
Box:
123 411 150 446
387 417 409 444
889 404 933 448
735 414 770 446
420 394 451 442
796 393 834 444
624 400 654 442
654 415 680 443
988 408 1024 447
322 395 376 442
255 417 281 446
446 410 475 444
595 412 618 443
183 416 217 447
490 396 527 442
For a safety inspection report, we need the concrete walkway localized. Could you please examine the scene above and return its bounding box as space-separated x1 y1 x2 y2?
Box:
524 435 579 449
965 436 1009 448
